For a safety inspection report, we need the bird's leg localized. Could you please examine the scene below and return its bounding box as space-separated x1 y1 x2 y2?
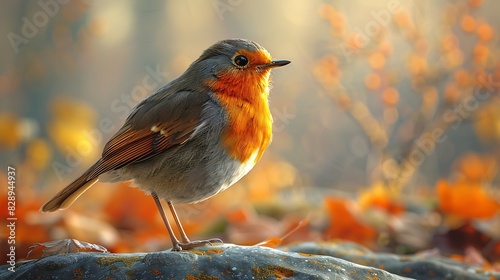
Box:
151 192 183 251
167 201 191 244
153 194 222 251
166 201 224 250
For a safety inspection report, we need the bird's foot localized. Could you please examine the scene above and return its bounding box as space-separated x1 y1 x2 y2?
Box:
172 238 223 251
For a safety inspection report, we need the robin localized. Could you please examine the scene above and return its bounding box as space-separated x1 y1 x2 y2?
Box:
41 39 290 251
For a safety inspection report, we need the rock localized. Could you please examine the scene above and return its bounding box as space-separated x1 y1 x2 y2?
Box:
1 243 408 280
285 242 500 280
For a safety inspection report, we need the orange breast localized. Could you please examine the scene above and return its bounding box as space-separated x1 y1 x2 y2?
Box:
210 70 273 164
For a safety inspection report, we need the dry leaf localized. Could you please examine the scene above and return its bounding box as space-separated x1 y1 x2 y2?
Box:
27 239 108 259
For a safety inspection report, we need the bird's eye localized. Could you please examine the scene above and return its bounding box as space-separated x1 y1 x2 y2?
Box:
233 55 249 67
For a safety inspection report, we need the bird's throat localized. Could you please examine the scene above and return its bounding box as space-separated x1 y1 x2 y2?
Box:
210 72 273 164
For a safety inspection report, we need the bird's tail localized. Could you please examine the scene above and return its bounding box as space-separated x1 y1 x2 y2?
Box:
40 163 101 212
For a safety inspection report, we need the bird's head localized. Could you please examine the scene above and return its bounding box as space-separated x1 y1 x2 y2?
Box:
185 39 290 99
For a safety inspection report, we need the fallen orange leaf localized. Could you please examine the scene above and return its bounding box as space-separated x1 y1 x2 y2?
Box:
27 239 108 260
256 218 308 248
226 206 254 223
436 180 500 219
323 197 377 246
358 184 404 215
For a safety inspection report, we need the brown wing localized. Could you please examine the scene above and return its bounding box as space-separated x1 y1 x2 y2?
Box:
41 91 211 212
86 118 200 178
91 90 210 177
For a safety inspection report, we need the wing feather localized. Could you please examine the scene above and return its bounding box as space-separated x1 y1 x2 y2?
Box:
41 90 211 212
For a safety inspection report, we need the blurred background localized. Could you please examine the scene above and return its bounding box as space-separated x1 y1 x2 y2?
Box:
1 0 500 268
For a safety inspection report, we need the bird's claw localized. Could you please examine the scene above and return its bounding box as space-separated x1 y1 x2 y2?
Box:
172 238 223 251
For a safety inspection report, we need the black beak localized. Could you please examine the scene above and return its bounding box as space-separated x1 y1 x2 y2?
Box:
257 60 291 70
